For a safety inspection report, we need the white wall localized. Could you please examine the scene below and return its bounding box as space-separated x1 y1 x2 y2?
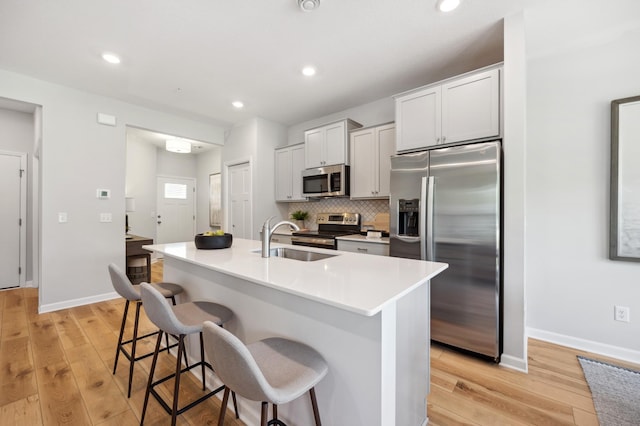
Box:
0 107 35 282
287 97 394 146
0 68 228 311
221 118 287 239
524 0 640 361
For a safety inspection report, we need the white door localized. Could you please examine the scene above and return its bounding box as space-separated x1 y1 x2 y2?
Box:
156 176 196 244
0 153 26 289
228 162 252 239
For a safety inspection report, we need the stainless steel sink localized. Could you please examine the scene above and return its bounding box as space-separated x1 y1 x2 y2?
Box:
258 247 338 262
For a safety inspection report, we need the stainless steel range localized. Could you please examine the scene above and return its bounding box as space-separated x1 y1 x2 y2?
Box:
291 212 360 250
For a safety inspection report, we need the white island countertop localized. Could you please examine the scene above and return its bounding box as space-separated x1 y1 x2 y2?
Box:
145 238 447 317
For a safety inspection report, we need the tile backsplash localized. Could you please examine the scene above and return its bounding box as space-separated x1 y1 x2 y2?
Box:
287 198 389 230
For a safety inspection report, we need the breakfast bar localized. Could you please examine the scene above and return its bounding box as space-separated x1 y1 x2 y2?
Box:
144 238 448 426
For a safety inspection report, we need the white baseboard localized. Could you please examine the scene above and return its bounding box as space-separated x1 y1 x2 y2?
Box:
39 291 120 313
499 353 528 372
527 327 640 365
25 280 37 288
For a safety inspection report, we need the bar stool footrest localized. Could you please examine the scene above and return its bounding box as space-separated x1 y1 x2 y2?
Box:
148 360 224 416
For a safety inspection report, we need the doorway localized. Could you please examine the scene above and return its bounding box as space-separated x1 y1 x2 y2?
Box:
156 176 196 244
0 152 27 289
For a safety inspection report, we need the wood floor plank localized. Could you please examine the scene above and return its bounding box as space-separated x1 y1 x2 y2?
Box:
28 318 66 368
67 343 130 424
0 394 43 426
572 407 599 426
0 337 37 406
429 381 531 426
36 361 92 425
51 309 90 350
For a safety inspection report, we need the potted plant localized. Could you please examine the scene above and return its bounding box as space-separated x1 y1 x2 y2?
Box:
290 210 309 229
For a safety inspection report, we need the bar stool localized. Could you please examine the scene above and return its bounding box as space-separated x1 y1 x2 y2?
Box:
108 263 184 398
202 320 328 426
139 282 238 426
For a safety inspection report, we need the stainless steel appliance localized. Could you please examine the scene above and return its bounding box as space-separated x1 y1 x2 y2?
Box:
302 164 350 198
291 212 360 249
389 141 502 361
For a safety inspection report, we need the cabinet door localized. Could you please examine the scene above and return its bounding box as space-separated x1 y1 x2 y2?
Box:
290 144 306 200
274 148 292 201
377 124 395 198
396 86 441 152
350 128 376 198
324 121 347 166
442 68 500 144
305 128 324 168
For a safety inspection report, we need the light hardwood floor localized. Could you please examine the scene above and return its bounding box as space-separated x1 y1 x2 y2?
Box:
1 261 638 425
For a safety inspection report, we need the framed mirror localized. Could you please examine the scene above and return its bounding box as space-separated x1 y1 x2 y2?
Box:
610 95 640 261
209 173 222 227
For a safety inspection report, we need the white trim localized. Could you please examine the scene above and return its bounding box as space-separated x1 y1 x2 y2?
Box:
499 354 528 373
527 327 640 365
39 291 120 314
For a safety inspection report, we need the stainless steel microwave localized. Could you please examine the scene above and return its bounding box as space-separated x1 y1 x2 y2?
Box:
302 164 350 197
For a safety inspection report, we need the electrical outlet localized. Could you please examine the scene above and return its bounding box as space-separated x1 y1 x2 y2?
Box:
614 305 630 322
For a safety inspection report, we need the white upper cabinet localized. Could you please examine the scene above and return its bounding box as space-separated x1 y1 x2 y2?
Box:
304 119 362 168
275 144 306 202
350 123 395 199
395 86 441 152
395 66 501 152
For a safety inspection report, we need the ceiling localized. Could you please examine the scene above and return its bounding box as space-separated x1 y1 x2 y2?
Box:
0 0 537 128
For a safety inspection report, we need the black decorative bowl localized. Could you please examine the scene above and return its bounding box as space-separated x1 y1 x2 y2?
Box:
194 233 233 249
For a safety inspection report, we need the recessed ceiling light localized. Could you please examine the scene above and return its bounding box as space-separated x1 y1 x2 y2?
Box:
302 66 317 77
232 101 244 109
437 0 461 12
298 0 320 12
102 53 121 64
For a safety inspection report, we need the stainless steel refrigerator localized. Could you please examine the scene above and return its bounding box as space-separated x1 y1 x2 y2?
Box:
389 141 501 361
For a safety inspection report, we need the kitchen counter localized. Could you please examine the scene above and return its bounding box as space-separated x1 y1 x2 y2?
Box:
144 238 447 425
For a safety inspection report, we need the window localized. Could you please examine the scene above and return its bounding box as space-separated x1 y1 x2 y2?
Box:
164 183 187 199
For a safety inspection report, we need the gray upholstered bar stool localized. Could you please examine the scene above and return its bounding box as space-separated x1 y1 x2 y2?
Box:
108 263 184 398
139 282 237 426
202 321 329 426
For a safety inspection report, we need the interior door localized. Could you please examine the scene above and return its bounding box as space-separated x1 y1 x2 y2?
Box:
0 152 26 289
228 162 252 239
156 176 196 244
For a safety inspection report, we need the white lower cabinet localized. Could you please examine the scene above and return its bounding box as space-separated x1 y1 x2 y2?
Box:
350 123 395 199
275 144 306 202
338 239 389 256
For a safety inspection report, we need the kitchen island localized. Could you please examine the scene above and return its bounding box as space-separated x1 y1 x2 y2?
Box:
144 238 447 426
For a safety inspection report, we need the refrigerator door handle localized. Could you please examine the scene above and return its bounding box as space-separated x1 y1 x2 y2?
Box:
420 177 427 260
425 176 435 261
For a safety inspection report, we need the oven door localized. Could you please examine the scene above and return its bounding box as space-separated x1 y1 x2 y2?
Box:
291 236 336 250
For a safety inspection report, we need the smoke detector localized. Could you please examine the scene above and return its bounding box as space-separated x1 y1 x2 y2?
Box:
298 0 320 12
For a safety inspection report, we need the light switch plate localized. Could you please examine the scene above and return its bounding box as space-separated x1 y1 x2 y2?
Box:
58 212 68 223
100 213 112 223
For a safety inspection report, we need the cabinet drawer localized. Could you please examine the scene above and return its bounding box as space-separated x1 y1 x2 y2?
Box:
338 240 389 256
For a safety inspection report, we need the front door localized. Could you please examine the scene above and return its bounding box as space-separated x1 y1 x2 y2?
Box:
0 152 26 289
156 176 196 245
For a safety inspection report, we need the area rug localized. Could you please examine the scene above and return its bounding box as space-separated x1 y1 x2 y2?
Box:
577 355 640 426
